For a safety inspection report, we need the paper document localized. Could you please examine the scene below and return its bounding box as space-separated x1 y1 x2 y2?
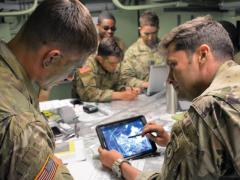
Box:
67 158 145 180
74 104 112 122
130 159 145 170
55 138 86 164
67 161 113 180
39 99 73 111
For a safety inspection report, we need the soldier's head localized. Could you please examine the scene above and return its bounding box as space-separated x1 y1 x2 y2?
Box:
139 11 159 48
13 0 97 90
96 37 123 73
97 11 117 40
160 15 233 101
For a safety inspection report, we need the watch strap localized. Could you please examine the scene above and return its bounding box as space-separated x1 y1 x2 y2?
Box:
111 158 131 178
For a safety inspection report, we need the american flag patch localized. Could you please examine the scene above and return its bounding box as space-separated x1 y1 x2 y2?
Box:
79 66 91 74
35 155 61 180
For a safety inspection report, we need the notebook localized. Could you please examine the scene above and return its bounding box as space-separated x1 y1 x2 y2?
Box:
146 65 168 96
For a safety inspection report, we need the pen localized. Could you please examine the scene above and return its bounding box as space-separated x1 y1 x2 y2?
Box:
128 133 142 138
128 132 157 138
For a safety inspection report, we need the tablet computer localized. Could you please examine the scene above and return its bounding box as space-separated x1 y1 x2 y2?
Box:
96 115 157 159
146 65 168 96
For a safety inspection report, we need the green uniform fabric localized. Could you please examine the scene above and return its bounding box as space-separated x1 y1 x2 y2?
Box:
114 36 125 51
72 55 124 102
234 51 240 64
136 60 240 180
0 41 73 180
121 38 165 87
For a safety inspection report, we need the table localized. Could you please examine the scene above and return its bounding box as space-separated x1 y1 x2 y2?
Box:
40 91 187 179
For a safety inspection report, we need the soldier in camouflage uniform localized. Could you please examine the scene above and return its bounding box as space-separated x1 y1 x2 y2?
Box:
98 16 240 179
97 11 125 51
72 37 139 102
121 11 165 88
0 0 97 179
38 11 125 102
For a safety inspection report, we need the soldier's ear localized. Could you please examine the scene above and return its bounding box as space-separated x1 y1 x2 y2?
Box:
138 27 142 33
197 44 209 65
42 50 62 68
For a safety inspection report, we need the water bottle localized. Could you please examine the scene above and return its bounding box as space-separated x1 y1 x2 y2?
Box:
166 83 178 114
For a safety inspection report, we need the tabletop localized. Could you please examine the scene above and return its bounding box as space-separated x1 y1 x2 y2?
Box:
40 91 189 180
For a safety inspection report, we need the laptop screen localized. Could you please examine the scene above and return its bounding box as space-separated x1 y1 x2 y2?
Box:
146 65 168 96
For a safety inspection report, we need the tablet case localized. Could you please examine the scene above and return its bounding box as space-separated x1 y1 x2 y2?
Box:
96 115 157 159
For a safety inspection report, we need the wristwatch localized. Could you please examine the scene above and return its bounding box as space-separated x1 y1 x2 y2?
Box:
111 158 131 178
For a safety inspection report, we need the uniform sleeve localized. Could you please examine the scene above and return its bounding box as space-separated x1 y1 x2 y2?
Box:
159 95 240 180
192 95 240 175
135 171 160 180
112 63 127 91
133 112 198 180
115 37 126 51
74 71 113 102
120 58 145 88
1 112 73 180
52 163 73 180
234 52 240 64
135 94 240 180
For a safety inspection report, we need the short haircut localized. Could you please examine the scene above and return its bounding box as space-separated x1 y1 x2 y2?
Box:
139 11 159 28
219 20 239 52
160 15 234 60
19 0 97 55
97 11 116 24
97 37 123 60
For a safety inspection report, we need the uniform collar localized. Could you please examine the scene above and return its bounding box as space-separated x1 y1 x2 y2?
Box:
0 40 39 109
199 60 237 97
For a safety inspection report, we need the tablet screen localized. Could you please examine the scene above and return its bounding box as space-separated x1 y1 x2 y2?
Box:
96 116 156 159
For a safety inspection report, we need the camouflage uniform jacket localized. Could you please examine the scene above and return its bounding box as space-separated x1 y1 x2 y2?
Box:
72 55 124 102
121 38 165 87
136 60 240 180
234 51 240 64
0 41 73 179
114 36 125 51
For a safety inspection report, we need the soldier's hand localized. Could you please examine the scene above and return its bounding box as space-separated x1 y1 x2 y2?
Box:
121 89 139 100
141 81 149 89
125 87 141 94
98 147 123 169
112 89 139 101
142 121 170 147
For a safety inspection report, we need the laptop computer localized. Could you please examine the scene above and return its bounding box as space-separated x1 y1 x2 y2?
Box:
145 65 168 96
